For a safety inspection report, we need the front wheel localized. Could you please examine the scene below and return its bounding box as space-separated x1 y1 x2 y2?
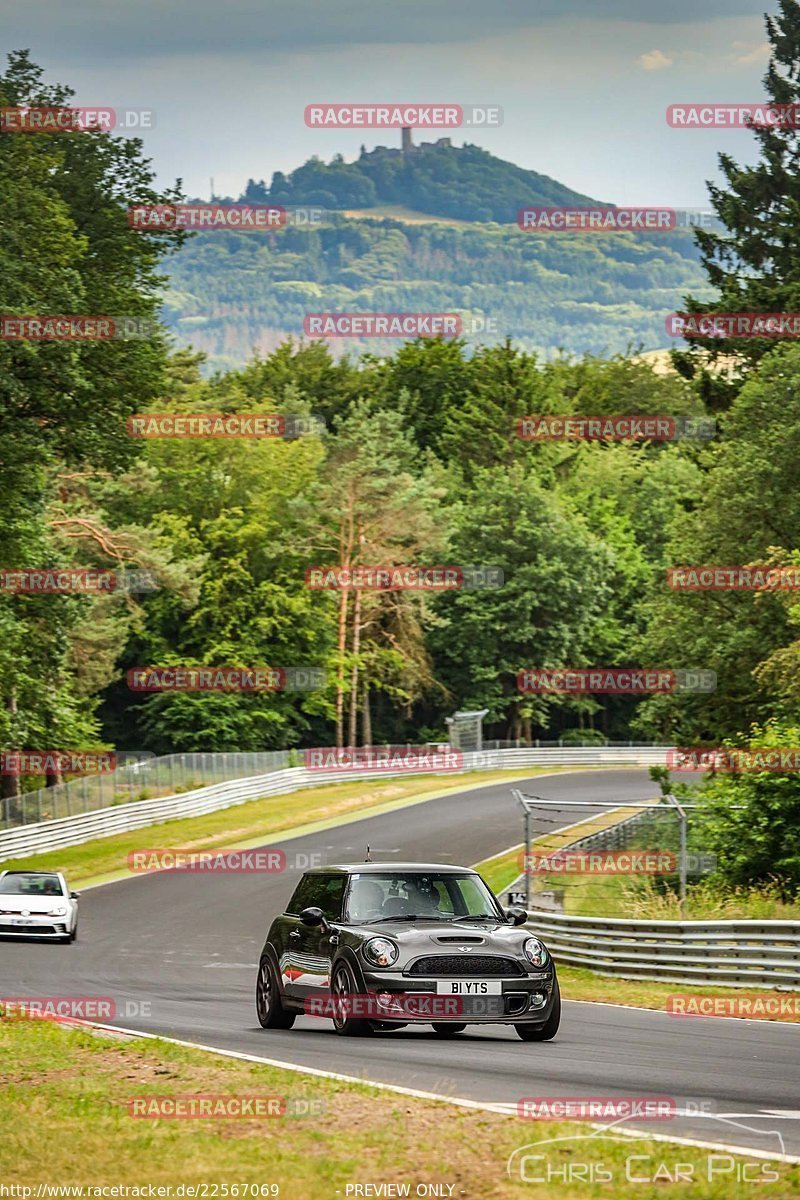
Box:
515 978 560 1042
432 1023 466 1036
256 957 296 1029
331 961 372 1037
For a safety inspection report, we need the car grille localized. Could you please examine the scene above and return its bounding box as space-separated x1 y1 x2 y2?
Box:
407 955 525 977
0 923 59 935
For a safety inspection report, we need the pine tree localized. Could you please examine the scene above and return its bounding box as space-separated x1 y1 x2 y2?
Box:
675 0 800 408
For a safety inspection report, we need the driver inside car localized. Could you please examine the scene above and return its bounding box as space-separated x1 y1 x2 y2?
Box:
406 877 442 916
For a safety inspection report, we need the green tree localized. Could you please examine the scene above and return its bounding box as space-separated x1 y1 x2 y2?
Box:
0 51 183 798
431 465 616 740
635 344 800 741
106 368 332 752
691 721 800 897
309 399 444 746
676 0 800 404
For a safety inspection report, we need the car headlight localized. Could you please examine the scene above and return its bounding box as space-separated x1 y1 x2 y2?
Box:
47 906 68 917
362 937 399 968
523 937 549 967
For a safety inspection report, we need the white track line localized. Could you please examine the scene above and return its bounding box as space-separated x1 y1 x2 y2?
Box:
564 997 800 1026
76 1019 800 1165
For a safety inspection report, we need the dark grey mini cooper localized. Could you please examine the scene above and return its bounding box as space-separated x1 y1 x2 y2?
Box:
256 862 560 1040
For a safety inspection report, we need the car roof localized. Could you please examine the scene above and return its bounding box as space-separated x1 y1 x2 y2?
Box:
0 869 63 877
302 863 478 875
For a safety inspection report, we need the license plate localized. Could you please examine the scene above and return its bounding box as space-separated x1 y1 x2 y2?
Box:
9 918 36 926
435 981 503 995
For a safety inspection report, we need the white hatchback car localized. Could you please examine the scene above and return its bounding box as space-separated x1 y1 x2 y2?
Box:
0 870 79 942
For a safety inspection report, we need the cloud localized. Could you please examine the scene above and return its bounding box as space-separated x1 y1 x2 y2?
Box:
732 40 770 65
0 0 766 63
639 48 673 70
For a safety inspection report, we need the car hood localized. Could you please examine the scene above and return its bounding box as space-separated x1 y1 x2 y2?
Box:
343 917 539 948
0 896 69 913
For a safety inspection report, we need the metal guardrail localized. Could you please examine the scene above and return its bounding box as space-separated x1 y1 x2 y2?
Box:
0 745 669 861
529 910 800 989
506 805 800 989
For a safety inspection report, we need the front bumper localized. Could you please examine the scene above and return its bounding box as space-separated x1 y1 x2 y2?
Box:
0 916 71 938
359 967 557 1024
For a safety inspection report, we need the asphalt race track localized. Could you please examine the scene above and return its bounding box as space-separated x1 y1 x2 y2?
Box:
2 769 799 1160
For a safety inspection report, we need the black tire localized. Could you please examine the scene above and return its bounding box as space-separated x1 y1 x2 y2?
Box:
431 1023 466 1036
256 957 296 1029
69 923 78 943
331 960 372 1037
515 978 561 1042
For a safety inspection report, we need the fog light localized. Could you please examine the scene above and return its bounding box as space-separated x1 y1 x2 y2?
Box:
528 992 546 1010
376 992 392 1009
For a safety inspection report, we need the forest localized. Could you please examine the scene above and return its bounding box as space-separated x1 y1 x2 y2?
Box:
3 18 800 897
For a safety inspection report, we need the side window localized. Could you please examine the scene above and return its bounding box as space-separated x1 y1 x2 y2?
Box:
286 874 345 920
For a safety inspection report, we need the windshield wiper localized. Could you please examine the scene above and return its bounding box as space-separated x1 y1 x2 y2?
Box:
362 915 446 924
450 914 502 923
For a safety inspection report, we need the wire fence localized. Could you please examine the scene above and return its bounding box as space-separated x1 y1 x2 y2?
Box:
1 751 290 829
483 739 650 750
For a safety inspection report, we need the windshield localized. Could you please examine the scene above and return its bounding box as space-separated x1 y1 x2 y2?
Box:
343 871 504 923
0 873 64 897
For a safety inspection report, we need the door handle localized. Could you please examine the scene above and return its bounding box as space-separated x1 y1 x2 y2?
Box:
289 931 301 940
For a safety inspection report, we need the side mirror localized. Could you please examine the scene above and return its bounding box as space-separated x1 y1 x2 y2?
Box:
505 906 528 926
70 892 80 899
300 906 326 927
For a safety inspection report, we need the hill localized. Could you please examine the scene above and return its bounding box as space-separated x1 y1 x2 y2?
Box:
241 138 602 224
161 211 712 374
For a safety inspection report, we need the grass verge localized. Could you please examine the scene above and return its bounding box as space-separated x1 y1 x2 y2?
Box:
1 1016 796 1197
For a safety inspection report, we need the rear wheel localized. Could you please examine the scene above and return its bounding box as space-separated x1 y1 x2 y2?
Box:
331 961 371 1037
256 957 296 1029
432 1023 466 1036
515 978 560 1042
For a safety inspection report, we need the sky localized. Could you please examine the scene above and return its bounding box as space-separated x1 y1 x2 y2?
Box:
0 0 775 206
